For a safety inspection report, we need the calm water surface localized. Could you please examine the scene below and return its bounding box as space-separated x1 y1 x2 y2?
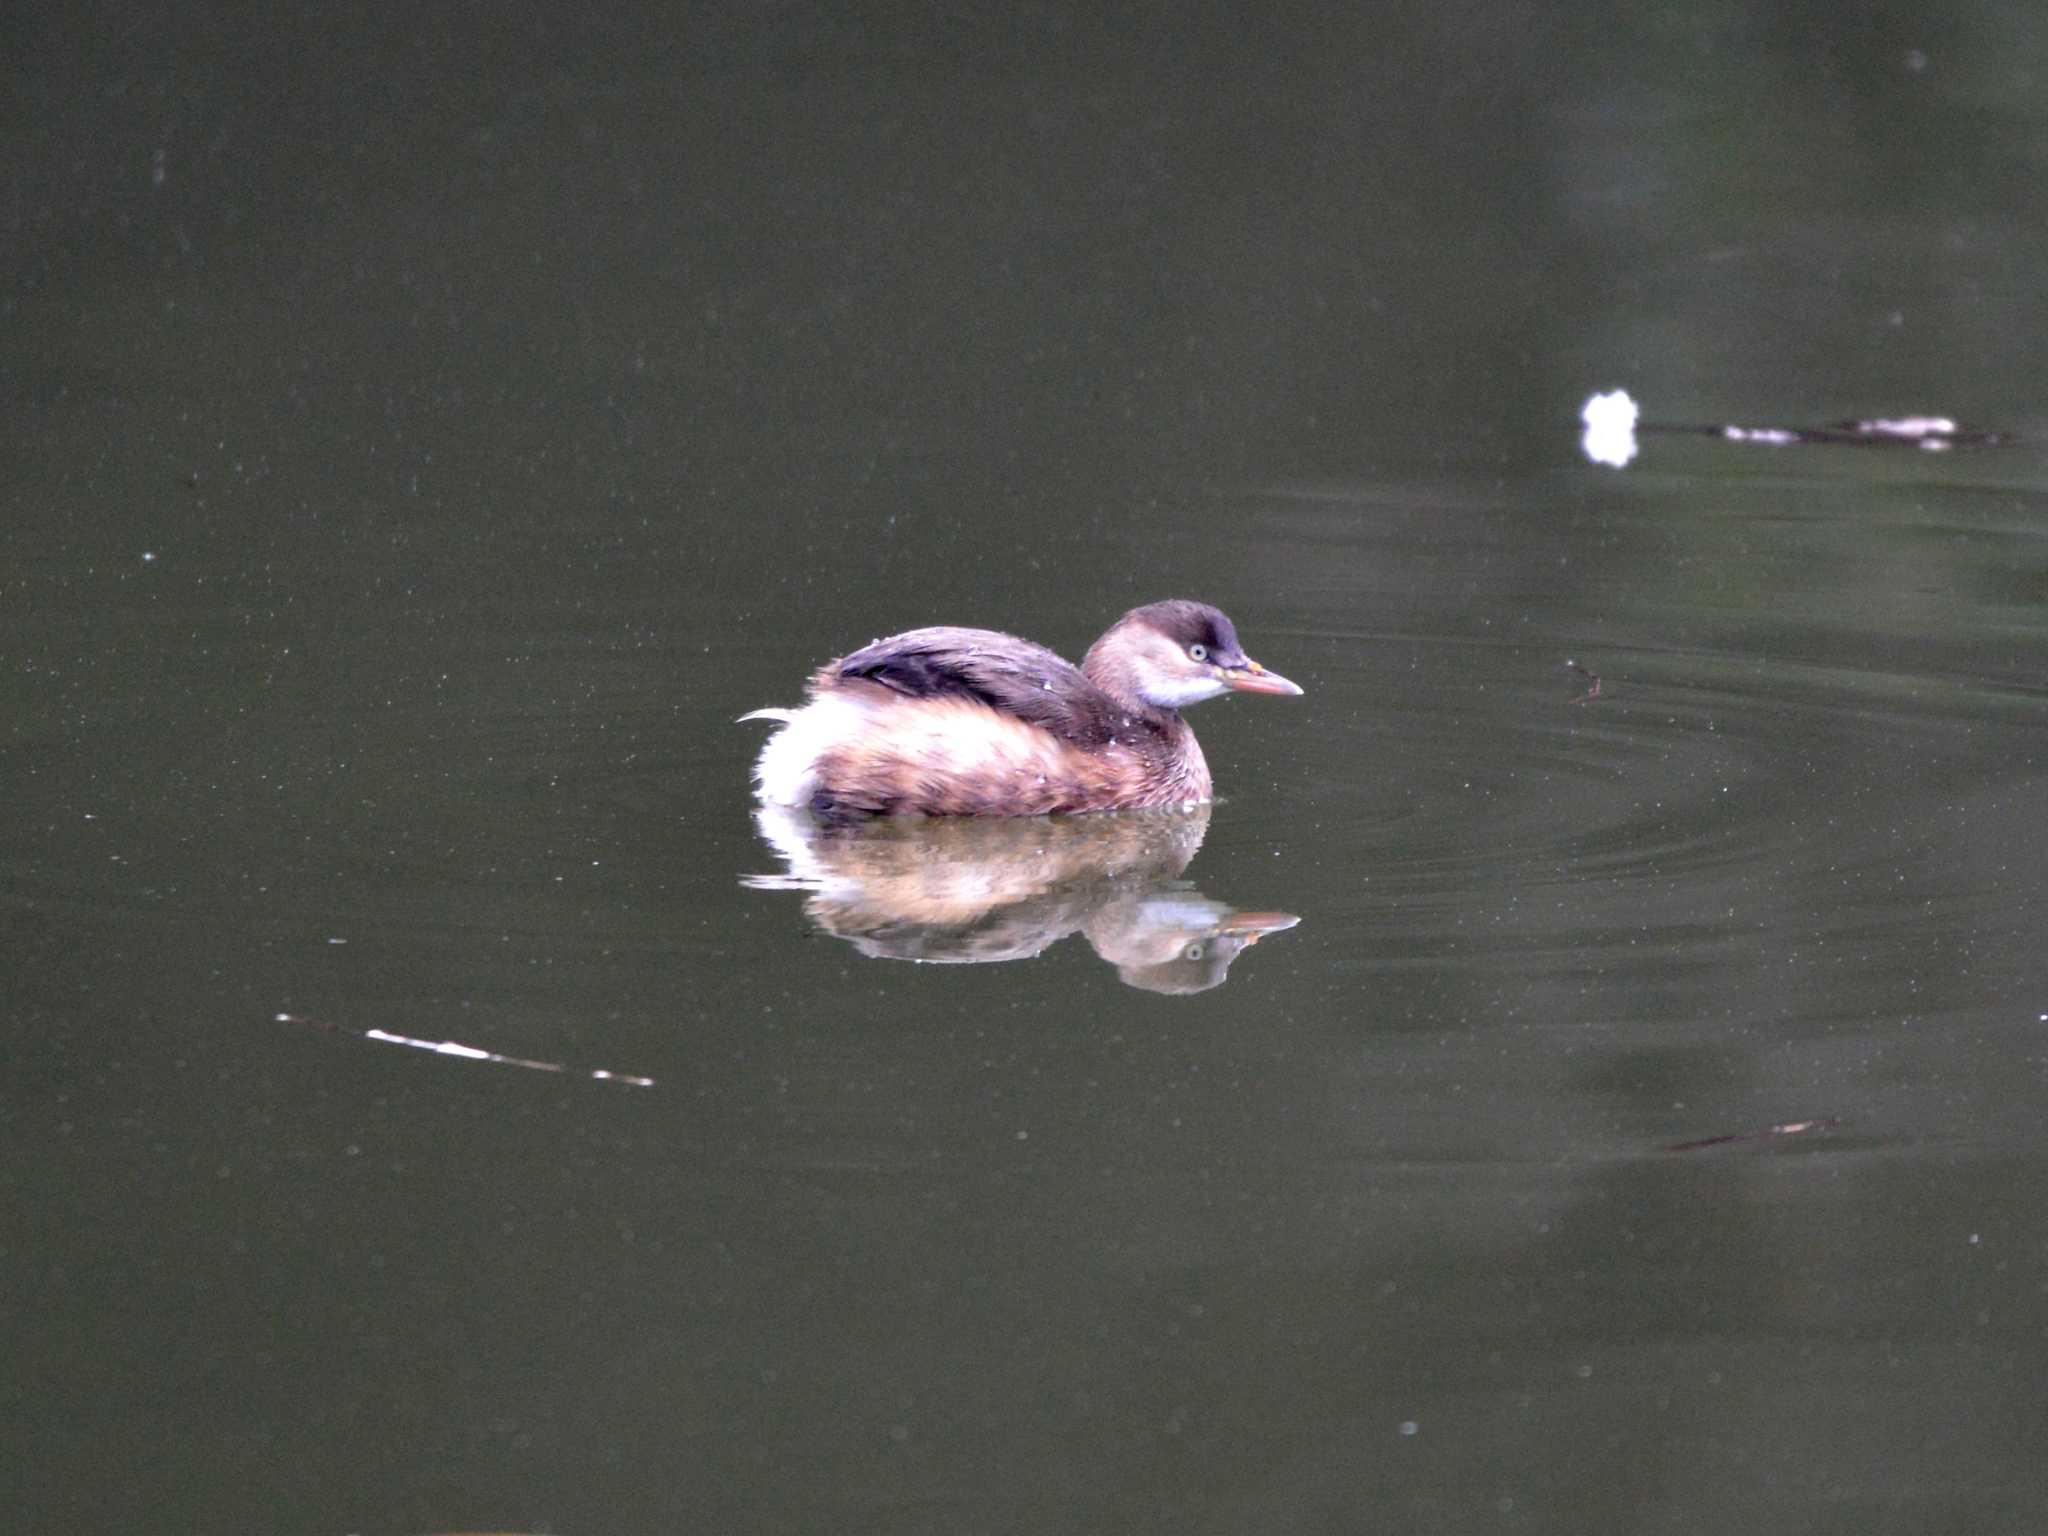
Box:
9 4 2048 1532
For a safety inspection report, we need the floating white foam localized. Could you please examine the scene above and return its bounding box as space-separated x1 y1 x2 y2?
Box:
1579 388 1640 468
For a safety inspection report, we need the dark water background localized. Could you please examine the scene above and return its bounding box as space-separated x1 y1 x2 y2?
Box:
9 4 2048 1531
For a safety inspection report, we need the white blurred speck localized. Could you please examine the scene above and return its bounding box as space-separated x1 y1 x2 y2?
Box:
1580 389 1639 468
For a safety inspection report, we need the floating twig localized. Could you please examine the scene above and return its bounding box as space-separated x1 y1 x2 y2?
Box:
1665 1117 1837 1153
1581 390 2012 468
1565 658 1602 703
277 1012 655 1087
1651 416 2010 452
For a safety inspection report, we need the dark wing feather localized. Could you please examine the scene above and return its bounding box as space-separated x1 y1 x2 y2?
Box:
827 626 1118 748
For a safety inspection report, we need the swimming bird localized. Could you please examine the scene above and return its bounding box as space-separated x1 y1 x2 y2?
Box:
743 599 1301 816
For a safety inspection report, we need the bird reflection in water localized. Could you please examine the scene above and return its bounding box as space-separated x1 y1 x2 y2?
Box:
743 802 1297 994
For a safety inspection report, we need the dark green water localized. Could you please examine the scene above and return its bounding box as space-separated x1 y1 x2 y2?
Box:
9 4 2048 1532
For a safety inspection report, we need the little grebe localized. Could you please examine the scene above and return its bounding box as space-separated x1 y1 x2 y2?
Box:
743 599 1302 816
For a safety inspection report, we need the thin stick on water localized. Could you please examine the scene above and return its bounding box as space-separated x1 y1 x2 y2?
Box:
1665 1117 1837 1153
1639 417 2009 450
276 1012 655 1087
1580 391 2013 469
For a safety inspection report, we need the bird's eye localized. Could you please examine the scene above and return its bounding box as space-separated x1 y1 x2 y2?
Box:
1188 643 1209 662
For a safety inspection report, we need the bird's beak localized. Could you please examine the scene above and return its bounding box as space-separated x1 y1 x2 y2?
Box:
1221 910 1300 943
1221 659 1303 696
